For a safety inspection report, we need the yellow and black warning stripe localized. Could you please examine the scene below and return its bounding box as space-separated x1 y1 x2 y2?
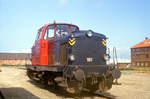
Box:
68 38 76 46
101 39 106 46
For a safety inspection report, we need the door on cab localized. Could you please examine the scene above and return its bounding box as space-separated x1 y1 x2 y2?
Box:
32 29 42 65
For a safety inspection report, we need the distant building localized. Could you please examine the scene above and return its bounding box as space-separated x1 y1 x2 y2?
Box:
0 53 31 65
131 38 150 66
117 63 131 68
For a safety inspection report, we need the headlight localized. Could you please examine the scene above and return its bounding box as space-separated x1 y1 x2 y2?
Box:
104 54 110 60
71 34 74 38
86 30 93 37
69 55 75 61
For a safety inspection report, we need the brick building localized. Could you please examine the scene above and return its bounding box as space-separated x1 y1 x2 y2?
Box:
131 38 150 66
0 53 31 65
117 63 131 68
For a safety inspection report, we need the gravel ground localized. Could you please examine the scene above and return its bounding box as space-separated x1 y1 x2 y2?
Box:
0 66 150 99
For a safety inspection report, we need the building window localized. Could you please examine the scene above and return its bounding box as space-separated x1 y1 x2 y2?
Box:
146 54 149 58
145 48 148 51
137 62 140 66
141 63 144 66
132 49 136 52
145 62 148 66
132 63 135 66
135 48 140 52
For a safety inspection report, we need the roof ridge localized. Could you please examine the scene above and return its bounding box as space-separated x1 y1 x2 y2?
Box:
131 39 150 48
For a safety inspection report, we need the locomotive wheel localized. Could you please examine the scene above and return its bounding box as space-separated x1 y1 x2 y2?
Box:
27 69 35 80
85 77 106 93
86 76 107 93
98 77 107 92
27 69 42 83
67 87 80 94
98 74 113 92
88 83 99 93
66 80 83 94
27 70 58 89
106 74 113 90
48 77 58 89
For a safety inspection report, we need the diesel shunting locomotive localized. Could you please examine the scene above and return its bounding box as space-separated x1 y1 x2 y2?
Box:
27 22 119 93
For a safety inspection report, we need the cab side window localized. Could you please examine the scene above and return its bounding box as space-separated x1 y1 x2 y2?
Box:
44 25 54 39
36 30 42 40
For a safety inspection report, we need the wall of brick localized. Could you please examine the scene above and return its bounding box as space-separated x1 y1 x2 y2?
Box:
117 63 131 68
0 60 31 65
131 47 150 66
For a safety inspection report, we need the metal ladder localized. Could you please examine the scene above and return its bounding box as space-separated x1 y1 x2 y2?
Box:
112 47 118 68
106 47 118 68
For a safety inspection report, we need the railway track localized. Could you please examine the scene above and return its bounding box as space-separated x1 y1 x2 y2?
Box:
0 91 5 99
94 91 115 99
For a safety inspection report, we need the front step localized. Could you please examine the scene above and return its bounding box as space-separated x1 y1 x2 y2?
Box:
54 77 64 82
58 82 67 87
54 77 67 87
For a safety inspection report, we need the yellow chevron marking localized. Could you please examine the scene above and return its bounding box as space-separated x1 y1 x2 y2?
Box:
68 38 76 46
102 39 106 46
69 38 75 42
69 40 76 45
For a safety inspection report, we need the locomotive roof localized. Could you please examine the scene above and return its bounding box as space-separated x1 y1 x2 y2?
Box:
39 23 79 30
78 30 107 38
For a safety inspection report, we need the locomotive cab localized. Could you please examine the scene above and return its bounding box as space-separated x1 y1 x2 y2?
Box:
32 23 79 66
27 22 119 94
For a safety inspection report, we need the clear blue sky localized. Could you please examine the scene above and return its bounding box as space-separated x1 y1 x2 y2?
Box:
0 0 150 60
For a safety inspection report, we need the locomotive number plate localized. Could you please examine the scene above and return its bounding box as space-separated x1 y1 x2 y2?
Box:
87 57 93 62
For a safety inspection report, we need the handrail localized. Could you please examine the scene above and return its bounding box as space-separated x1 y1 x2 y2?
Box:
113 47 118 68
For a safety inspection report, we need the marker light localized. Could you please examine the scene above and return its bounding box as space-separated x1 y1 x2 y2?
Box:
104 54 110 61
86 30 93 37
69 55 75 61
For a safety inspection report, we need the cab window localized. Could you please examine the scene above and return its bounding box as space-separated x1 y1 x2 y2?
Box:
44 25 54 39
56 24 79 36
44 24 79 39
36 29 42 40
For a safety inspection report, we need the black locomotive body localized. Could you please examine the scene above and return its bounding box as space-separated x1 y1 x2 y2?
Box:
27 23 116 93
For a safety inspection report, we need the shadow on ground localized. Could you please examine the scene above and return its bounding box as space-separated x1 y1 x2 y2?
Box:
0 87 40 99
28 80 116 99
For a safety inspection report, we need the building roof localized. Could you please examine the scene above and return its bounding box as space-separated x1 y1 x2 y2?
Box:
0 53 31 60
132 39 150 48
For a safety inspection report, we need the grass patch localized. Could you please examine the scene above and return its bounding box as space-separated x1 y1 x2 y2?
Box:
0 65 26 69
118 67 134 71
132 66 150 71
119 66 150 71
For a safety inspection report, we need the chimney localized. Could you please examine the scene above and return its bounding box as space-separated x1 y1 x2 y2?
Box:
145 37 148 39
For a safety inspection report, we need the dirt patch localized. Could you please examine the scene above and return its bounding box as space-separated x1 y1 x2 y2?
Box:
0 66 150 99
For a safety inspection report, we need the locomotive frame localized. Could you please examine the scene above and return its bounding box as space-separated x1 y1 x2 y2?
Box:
27 22 119 94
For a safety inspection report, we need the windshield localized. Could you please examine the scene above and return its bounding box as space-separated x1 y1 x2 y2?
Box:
46 24 79 37
56 24 79 33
